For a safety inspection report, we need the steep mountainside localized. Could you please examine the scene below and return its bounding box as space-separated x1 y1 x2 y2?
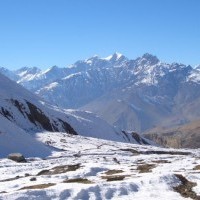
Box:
144 120 200 148
1 53 200 133
0 73 150 157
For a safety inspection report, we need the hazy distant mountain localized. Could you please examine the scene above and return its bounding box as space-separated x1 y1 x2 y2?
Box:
144 119 200 148
2 53 200 133
0 67 19 81
195 64 200 70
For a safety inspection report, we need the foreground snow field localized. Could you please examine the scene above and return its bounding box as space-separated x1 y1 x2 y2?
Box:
0 132 200 200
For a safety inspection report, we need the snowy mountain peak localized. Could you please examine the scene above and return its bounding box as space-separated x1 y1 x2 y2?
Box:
15 66 41 76
195 64 200 70
139 53 160 65
40 66 68 80
88 55 99 60
170 63 192 72
2 53 200 134
50 65 59 70
44 65 61 73
104 52 125 61
0 67 19 81
85 55 100 64
0 66 8 72
84 53 127 65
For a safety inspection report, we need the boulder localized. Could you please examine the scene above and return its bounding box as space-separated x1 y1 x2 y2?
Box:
30 177 36 181
8 153 27 162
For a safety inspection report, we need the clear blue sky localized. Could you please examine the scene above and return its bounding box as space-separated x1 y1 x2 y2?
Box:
0 0 199 69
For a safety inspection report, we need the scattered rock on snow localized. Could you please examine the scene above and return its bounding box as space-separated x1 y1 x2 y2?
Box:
137 164 156 173
101 175 127 182
193 165 200 170
30 177 36 181
7 153 26 162
20 183 55 190
173 174 200 200
63 178 93 184
105 169 124 175
37 164 81 176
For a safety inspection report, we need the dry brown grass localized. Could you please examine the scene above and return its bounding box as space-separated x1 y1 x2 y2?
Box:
37 164 80 176
101 175 127 182
0 176 21 182
173 174 200 200
137 164 155 173
193 165 200 170
152 160 171 164
63 178 93 184
20 183 55 190
105 169 124 175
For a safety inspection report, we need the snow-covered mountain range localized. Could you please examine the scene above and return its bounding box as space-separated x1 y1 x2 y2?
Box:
1 53 200 133
1 55 200 199
0 72 150 158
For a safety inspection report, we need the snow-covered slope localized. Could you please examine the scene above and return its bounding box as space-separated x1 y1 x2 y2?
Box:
0 67 19 81
0 115 51 158
0 132 200 199
0 73 76 158
0 72 150 157
0 72 77 134
2 53 200 134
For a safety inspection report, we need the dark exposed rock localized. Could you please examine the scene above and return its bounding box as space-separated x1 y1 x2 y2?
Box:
26 101 54 131
0 108 13 120
20 183 55 190
10 99 26 116
143 150 191 156
120 148 140 155
8 153 27 162
122 131 150 145
63 178 93 184
193 165 200 170
30 177 36 181
131 132 150 145
25 173 30 177
57 119 78 135
37 164 81 176
37 169 50 176
120 148 190 156
0 176 22 182
101 175 127 182
105 169 124 175
137 164 155 173
25 101 77 135
152 160 171 164
173 174 200 200
113 157 120 164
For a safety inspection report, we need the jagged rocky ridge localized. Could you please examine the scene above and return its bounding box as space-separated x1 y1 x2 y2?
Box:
1 53 200 133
